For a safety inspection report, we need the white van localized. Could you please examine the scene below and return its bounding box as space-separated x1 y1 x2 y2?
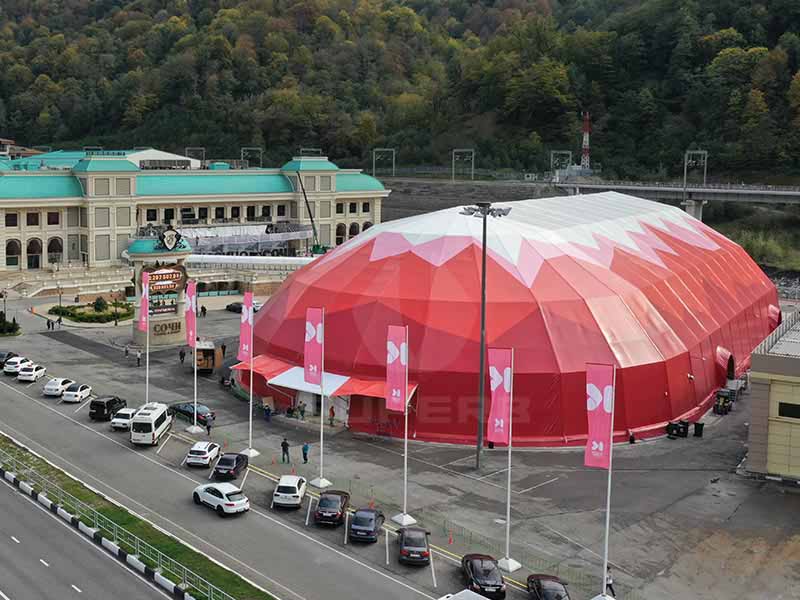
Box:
130 402 173 445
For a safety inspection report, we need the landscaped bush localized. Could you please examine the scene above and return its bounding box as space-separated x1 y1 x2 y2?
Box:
48 302 134 323
0 311 19 335
93 296 108 313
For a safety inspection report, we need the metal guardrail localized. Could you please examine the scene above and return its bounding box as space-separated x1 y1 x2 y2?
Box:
755 310 800 355
0 443 237 600
565 180 800 193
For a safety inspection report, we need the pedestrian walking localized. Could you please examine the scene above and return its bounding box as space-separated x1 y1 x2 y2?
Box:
302 442 310 464
136 349 142 367
281 438 290 463
299 401 306 421
220 343 227 357
46 320 51 330
206 419 212 436
179 348 186 364
57 316 62 328
124 344 130 358
200 305 207 318
328 405 335 427
606 566 616 598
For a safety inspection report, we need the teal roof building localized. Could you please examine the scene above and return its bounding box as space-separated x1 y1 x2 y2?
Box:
0 149 390 272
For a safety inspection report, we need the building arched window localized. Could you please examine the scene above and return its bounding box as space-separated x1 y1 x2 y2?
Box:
335 223 346 246
362 221 373 231
5 239 20 268
26 238 42 269
47 237 63 264
348 223 360 239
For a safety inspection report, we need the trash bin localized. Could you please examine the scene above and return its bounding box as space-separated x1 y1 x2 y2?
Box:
694 422 704 437
666 422 679 438
679 420 690 438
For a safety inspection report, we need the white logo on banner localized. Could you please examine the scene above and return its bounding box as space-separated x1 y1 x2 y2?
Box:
188 292 197 313
489 366 512 393
586 384 613 413
241 306 253 325
391 388 401 398
592 440 604 452
305 321 323 343
307 364 318 374
387 341 408 365
241 343 249 353
494 418 504 431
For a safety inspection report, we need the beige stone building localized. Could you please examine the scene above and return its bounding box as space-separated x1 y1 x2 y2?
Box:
747 310 800 480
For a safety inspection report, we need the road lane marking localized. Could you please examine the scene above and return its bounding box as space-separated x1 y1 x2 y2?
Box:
74 398 92 414
476 467 509 480
516 477 560 495
240 468 249 490
0 588 11 600
429 550 437 588
0 382 438 600
208 456 220 480
10 536 19 544
71 584 82 593
156 433 172 455
439 454 473 467
39 558 49 567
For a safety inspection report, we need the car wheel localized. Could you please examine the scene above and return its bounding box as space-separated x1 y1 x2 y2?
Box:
216 505 225 517
193 493 201 505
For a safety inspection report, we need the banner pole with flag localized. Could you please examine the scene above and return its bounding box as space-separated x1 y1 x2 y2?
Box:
240 291 259 458
584 363 616 599
138 271 150 405
305 307 331 489
600 367 616 598
487 347 520 573
185 281 202 434
388 325 415 526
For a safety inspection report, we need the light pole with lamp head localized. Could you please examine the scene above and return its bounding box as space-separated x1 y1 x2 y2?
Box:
460 202 511 470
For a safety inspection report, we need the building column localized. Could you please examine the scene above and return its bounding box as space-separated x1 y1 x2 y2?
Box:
683 199 706 221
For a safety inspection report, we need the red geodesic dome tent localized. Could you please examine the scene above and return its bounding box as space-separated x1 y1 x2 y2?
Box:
246 192 780 446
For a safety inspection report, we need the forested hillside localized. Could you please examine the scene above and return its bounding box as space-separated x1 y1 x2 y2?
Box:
1 0 800 178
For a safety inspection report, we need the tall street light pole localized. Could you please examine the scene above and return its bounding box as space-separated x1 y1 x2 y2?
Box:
460 201 511 470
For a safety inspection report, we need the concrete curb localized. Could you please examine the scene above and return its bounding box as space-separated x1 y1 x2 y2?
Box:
0 463 197 600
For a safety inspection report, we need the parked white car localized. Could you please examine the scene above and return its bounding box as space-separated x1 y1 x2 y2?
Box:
4 356 32 375
185 441 220 467
43 377 75 397
272 475 307 508
110 407 139 430
192 483 249 516
17 364 46 382
61 383 92 403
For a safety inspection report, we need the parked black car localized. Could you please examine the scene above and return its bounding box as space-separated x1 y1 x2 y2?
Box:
397 527 431 565
169 402 216 425
527 575 570 600
0 351 18 367
348 508 385 542
89 396 127 421
213 453 248 479
461 554 506 599
225 302 243 313
314 490 350 526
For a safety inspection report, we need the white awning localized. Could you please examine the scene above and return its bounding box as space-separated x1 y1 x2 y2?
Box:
267 367 349 396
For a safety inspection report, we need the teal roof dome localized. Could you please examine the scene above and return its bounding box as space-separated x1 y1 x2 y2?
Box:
281 156 340 171
127 237 192 255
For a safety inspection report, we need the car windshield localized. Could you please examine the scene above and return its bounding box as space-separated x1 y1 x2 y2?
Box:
197 406 210 413
319 497 341 509
276 485 296 494
226 492 245 502
131 422 152 433
404 531 427 547
353 514 374 527
541 581 567 600
218 457 235 466
65 384 79 391
116 410 134 417
472 560 502 584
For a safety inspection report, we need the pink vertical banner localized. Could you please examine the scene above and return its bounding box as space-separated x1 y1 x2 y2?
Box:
385 325 408 412
584 363 615 469
304 307 324 385
185 280 197 348
137 271 150 333
237 291 254 362
486 348 513 445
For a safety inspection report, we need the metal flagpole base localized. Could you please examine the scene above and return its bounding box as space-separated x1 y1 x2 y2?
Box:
240 448 260 458
310 477 332 489
185 425 204 435
391 513 417 527
498 557 521 573
588 595 613 600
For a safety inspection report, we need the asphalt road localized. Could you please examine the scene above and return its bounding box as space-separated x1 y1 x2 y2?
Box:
0 373 464 600
0 479 168 600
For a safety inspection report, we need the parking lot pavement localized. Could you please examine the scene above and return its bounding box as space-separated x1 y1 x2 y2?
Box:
3 301 800 598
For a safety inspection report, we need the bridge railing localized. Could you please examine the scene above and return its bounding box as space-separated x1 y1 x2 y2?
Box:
569 180 800 193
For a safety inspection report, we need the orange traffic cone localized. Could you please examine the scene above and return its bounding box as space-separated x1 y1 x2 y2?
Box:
223 438 228 449
448 531 453 545
291 466 296 475
271 456 276 465
368 498 375 509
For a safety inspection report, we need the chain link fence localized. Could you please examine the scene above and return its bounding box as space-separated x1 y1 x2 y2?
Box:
0 442 237 600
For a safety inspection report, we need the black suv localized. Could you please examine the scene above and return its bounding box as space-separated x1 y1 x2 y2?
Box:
314 491 350 526
527 574 571 600
0 351 18 367
213 453 248 479
89 396 127 421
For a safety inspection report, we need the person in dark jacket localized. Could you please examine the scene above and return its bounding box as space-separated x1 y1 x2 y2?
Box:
281 438 290 463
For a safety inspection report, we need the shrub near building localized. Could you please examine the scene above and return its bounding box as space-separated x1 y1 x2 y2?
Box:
49 298 133 323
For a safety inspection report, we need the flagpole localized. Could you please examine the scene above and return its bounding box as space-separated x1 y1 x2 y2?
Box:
241 292 259 457
186 285 203 434
312 308 330 488
499 348 520 573
145 299 150 405
600 366 617 597
401 326 415 524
